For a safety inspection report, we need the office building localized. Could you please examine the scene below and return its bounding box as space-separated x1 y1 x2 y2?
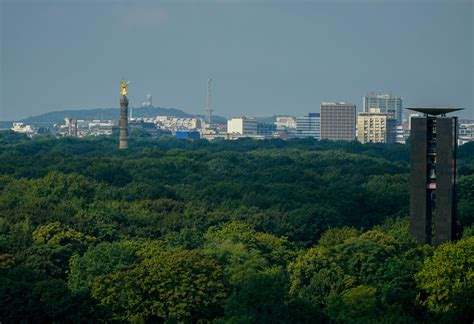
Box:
321 102 356 141
357 108 395 143
296 113 321 139
227 116 257 135
396 124 410 144
363 93 403 125
274 116 297 138
409 107 462 246
257 123 276 136
129 120 159 137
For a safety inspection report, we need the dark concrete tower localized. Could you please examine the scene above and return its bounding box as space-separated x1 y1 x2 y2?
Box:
408 107 462 246
119 80 130 150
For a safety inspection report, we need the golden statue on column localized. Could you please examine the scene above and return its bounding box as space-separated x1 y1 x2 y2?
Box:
120 79 130 96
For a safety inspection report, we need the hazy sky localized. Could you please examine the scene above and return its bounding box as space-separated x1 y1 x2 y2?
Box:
1 0 473 120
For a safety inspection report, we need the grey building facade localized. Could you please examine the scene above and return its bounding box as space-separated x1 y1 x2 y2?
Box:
321 102 356 141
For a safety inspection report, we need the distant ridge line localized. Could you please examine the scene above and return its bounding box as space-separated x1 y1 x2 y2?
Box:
20 106 227 124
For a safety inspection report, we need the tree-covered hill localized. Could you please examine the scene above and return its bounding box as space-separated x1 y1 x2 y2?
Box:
20 106 228 124
0 133 472 322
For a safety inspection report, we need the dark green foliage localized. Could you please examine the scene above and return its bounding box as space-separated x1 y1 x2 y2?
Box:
224 267 290 323
0 134 472 322
0 130 28 143
68 241 139 293
457 175 474 227
326 285 378 323
0 266 108 322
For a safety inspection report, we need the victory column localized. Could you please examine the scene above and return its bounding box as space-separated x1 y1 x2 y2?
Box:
119 80 130 150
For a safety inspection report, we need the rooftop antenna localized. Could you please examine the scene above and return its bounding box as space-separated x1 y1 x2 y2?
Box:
205 78 213 127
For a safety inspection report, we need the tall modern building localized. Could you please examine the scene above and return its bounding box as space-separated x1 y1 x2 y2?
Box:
296 113 320 139
357 108 396 144
409 107 462 246
363 93 403 125
321 102 356 141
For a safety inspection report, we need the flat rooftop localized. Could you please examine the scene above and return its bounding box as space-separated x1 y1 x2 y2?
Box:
406 107 464 116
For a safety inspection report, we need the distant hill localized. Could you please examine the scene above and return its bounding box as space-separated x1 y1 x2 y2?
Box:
21 107 227 125
22 107 191 123
0 121 14 130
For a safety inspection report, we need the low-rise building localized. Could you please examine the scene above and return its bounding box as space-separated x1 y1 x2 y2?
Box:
257 123 276 136
11 122 35 135
87 120 115 136
129 120 159 137
274 116 297 138
459 120 474 145
154 116 202 132
296 113 320 139
275 116 297 130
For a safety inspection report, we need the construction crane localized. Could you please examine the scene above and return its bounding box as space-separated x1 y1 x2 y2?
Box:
205 78 213 127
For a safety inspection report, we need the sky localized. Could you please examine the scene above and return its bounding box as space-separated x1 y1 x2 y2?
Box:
0 0 473 121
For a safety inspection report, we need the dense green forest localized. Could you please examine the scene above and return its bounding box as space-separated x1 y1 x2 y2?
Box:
0 131 473 323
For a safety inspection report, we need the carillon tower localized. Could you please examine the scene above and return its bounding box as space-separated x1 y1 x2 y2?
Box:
408 107 462 246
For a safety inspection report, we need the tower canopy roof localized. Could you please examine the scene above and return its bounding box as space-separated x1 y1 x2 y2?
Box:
406 107 464 116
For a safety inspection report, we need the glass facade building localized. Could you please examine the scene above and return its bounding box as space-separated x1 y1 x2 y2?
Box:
296 113 320 139
363 93 403 125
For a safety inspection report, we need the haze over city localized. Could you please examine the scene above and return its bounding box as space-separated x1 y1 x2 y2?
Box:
1 0 473 121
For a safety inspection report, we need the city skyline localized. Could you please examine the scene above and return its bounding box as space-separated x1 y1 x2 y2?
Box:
1 0 473 121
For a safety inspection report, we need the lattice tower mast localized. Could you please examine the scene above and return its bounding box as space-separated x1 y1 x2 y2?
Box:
205 78 213 126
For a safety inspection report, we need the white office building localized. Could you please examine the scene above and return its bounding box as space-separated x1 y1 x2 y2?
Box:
227 116 258 135
11 122 35 135
275 116 297 130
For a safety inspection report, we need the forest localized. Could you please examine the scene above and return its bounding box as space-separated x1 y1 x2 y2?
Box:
0 131 472 323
